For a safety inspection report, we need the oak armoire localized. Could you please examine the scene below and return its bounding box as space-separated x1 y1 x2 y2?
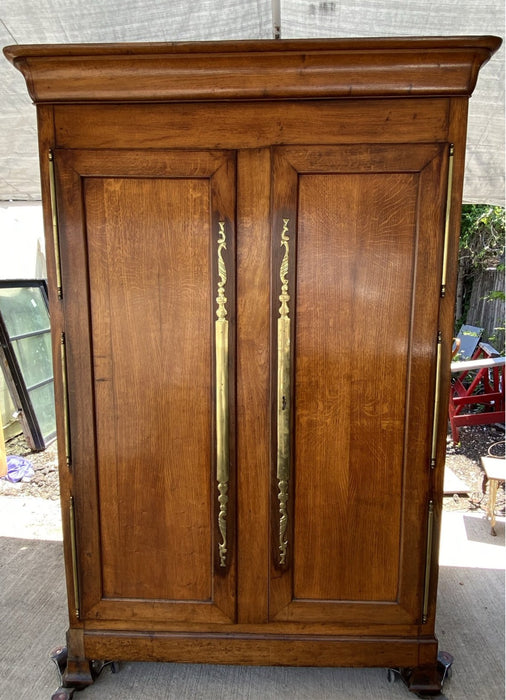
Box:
4 36 501 698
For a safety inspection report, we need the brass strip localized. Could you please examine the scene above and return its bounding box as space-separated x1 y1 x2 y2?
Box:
48 151 63 299
440 144 454 298
69 496 80 619
216 221 229 568
277 218 290 565
60 333 72 469
422 500 435 624
430 331 443 468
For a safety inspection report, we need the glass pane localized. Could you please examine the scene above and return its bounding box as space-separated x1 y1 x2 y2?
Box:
28 381 56 441
0 287 50 337
12 331 53 388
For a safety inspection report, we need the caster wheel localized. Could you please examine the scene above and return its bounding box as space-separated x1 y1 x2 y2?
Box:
50 646 68 686
50 646 68 674
51 688 74 700
92 659 121 678
438 650 454 684
387 668 399 683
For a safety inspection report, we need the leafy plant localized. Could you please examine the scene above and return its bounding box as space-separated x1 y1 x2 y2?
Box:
455 204 505 328
459 204 504 272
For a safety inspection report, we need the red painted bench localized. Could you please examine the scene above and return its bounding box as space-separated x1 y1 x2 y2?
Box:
449 342 505 443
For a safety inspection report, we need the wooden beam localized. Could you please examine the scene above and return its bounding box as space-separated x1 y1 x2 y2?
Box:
450 356 505 373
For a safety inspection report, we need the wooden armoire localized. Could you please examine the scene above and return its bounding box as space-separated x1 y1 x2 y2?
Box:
4 36 501 697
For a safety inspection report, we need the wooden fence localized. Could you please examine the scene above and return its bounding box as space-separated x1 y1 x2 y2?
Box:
465 267 504 352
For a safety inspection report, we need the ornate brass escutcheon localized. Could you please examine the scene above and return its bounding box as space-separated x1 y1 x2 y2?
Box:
277 218 291 565
216 221 229 567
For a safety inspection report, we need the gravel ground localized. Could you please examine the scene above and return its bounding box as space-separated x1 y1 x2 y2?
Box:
2 424 505 516
444 423 505 515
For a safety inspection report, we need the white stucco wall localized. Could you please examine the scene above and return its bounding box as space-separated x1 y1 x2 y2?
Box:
0 203 45 279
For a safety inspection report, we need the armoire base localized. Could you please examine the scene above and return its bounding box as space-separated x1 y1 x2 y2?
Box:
84 629 439 667
51 631 451 698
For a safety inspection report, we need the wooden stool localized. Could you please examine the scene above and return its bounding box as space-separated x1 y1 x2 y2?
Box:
481 455 506 536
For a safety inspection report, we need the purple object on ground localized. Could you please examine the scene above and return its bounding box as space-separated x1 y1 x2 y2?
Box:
4 455 35 482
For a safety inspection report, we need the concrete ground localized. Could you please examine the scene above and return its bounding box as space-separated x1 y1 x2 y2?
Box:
0 496 504 700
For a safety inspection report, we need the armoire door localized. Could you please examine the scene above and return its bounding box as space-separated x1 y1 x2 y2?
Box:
270 143 449 625
54 148 237 625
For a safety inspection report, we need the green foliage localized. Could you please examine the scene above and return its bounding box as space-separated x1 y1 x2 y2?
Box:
484 290 505 302
459 204 505 273
455 205 505 340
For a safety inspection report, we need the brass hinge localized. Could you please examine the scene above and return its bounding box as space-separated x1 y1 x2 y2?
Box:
430 331 443 469
440 144 455 298
422 500 435 624
69 496 81 619
60 332 72 469
48 150 63 299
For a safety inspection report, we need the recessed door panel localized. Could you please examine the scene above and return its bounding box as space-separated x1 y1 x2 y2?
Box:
87 175 213 602
294 170 415 603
